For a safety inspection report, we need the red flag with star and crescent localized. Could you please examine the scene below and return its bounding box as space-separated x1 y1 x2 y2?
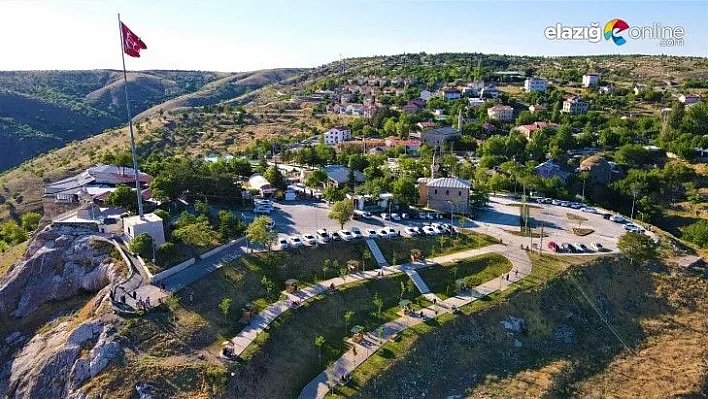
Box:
121 22 147 58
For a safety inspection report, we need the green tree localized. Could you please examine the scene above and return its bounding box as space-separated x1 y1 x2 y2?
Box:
343 310 354 334
682 219 708 248
20 212 42 232
372 293 384 320
219 298 232 321
322 259 331 279
246 215 277 251
314 335 326 364
305 169 328 189
323 186 346 202
0 221 28 245
328 199 354 229
261 275 274 296
128 233 154 259
194 199 209 215
392 177 419 207
163 293 180 321
615 144 650 167
153 209 170 232
618 232 658 265
173 220 220 249
105 184 138 213
218 210 244 241
264 165 287 190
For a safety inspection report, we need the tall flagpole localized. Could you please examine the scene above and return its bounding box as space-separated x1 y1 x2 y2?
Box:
118 13 145 218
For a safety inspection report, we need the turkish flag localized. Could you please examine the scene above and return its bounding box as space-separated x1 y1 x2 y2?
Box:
121 22 147 58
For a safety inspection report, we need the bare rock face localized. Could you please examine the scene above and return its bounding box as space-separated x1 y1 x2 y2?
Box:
2 319 122 398
0 225 122 318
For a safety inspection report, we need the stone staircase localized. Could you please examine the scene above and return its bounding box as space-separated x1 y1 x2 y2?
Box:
365 239 388 266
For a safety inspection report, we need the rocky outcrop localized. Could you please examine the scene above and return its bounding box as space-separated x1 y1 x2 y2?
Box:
2 319 122 398
0 225 122 318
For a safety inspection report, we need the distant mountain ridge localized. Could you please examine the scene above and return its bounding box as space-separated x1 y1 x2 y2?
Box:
0 69 303 171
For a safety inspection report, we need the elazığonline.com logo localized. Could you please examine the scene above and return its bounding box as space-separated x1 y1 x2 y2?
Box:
544 19 685 47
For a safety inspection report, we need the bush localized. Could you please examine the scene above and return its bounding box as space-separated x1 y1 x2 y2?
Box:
682 219 708 248
129 233 154 259
156 242 179 266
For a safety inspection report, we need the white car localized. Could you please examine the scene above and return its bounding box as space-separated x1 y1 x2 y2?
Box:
624 223 643 232
339 230 353 240
302 234 317 245
425 213 435 220
387 227 397 237
278 238 289 250
412 226 422 235
590 242 604 251
560 201 571 207
404 227 417 236
570 202 582 209
254 207 271 214
315 229 331 243
610 215 626 223
289 236 303 248
350 227 362 239
422 226 437 236
572 243 585 252
551 199 563 205
377 228 389 238
431 223 445 234
401 213 409 219
391 213 401 221
581 207 597 214
365 228 377 238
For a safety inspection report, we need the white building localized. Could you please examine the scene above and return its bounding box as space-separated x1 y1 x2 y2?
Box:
524 77 548 92
582 73 600 88
324 126 352 145
487 105 514 121
562 96 589 114
124 213 166 247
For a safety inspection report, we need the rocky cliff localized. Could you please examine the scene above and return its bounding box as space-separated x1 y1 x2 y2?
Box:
0 225 122 318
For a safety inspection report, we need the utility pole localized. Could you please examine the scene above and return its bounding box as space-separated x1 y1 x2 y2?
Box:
538 222 544 255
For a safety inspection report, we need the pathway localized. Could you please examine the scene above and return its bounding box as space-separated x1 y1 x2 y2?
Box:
162 242 256 291
365 238 388 266
298 244 530 399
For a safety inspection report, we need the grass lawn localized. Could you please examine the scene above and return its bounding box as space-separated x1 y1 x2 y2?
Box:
417 253 513 300
233 273 430 398
0 240 27 277
172 240 376 350
376 231 498 265
331 252 593 397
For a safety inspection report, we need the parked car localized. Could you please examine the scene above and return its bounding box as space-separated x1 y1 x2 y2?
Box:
339 230 353 240
404 227 417 236
590 242 604 251
581 207 597 214
560 201 571 207
278 238 289 250
572 243 585 252
610 215 626 223
377 228 389 238
602 213 612 220
387 227 398 237
411 226 422 235
315 229 331 243
561 243 573 252
431 223 445 234
422 226 437 236
624 223 644 233
289 236 303 248
380 213 389 220
330 232 342 241
390 213 401 221
351 227 363 239
401 213 409 219
425 213 435 220
266 219 275 230
254 206 271 214
551 199 563 205
302 234 317 245
577 243 588 252
365 228 377 238
354 210 372 219
570 202 582 209
547 241 559 252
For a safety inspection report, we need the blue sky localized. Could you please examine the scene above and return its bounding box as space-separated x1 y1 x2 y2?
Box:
0 1 705 72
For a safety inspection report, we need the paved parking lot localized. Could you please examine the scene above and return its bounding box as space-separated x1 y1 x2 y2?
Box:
237 195 640 254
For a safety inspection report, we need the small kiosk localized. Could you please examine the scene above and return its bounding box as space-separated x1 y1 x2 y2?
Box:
350 325 366 343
